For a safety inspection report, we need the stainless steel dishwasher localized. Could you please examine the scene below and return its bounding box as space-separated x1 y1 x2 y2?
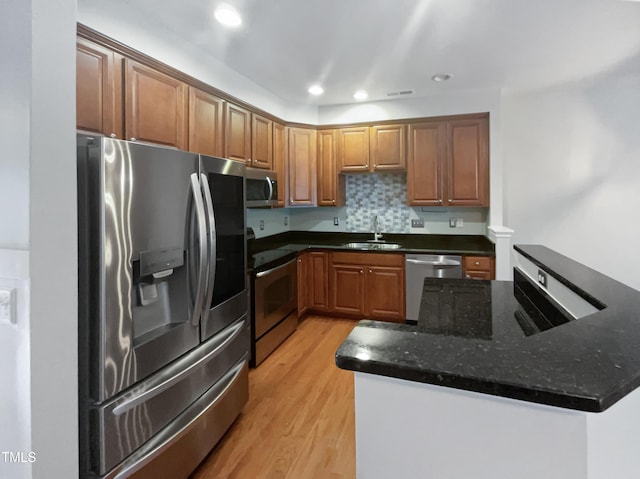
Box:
405 254 463 321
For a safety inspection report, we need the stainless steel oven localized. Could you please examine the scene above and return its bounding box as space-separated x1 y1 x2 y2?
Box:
252 258 297 365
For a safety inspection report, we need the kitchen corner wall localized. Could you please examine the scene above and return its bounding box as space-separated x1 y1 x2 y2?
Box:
247 172 488 238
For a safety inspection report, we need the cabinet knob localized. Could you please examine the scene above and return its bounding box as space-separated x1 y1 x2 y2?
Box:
438 199 443 204
130 137 137 142
110 133 116 138
374 164 377 167
368 269 372 274
365 164 369 168
466 275 471 279
360 269 364 274
332 199 336 204
475 261 480 266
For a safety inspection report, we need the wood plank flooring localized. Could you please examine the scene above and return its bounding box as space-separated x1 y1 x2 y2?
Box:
191 316 358 479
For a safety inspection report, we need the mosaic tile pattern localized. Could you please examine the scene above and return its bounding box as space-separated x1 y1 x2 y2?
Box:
345 173 410 233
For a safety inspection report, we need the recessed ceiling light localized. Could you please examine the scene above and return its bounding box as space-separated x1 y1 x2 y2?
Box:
353 90 368 100
214 4 242 27
308 85 324 96
431 73 453 82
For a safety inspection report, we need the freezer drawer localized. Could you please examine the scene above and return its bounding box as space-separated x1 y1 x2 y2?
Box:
93 317 249 476
104 359 249 479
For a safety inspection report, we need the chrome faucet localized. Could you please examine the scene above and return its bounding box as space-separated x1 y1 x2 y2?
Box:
373 215 383 241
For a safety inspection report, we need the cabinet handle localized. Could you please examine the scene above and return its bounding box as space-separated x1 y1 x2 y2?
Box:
130 137 137 142
110 133 116 138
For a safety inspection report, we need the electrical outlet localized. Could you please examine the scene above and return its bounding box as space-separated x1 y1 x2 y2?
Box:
449 217 457 228
333 217 339 226
411 219 424 228
284 216 288 226
259 220 264 231
457 218 464 227
0 288 16 324
537 269 547 288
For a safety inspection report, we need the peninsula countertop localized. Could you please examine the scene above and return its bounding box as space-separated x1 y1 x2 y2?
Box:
336 245 640 412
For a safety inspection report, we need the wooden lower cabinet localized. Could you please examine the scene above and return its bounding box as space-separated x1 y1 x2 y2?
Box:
329 252 405 322
463 255 495 280
308 252 329 312
297 254 310 317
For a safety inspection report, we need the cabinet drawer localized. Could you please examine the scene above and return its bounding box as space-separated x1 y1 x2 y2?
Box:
332 251 404 267
463 256 492 271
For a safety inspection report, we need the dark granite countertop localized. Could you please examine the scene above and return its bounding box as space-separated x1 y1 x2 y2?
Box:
248 231 494 273
336 245 640 412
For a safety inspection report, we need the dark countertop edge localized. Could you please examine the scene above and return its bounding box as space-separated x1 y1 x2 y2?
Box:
249 231 495 262
514 245 636 308
335 355 605 412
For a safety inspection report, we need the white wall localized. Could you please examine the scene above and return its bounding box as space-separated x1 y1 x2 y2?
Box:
77 0 318 124
0 1 78 478
502 72 640 291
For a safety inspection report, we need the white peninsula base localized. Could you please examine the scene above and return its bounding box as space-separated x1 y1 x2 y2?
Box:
354 372 640 479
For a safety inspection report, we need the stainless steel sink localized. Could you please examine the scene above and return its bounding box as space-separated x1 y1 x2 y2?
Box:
344 242 402 250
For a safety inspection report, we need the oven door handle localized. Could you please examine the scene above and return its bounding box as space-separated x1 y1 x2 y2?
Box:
190 173 208 327
200 173 216 325
255 258 296 278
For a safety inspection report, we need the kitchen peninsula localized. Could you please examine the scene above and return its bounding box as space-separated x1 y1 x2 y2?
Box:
336 245 640 479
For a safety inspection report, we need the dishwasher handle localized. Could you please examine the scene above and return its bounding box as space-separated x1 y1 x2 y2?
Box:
406 258 461 267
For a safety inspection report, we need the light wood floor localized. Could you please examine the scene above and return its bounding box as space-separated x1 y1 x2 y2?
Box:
191 316 358 479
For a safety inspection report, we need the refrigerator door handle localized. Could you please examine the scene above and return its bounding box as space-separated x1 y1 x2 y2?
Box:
112 319 246 416
190 173 208 326
200 173 216 325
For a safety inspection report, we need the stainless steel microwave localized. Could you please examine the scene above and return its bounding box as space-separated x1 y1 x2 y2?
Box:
246 168 278 208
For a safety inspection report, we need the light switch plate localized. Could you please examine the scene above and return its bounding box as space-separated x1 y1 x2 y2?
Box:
0 288 17 324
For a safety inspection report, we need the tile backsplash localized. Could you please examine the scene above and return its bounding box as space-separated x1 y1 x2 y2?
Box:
345 173 410 233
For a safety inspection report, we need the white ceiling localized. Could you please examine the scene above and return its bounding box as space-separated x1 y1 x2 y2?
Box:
79 0 640 106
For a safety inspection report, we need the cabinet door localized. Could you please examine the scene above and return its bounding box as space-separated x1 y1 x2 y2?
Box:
317 130 343 206
366 266 405 322
407 122 446 206
224 103 251 163
124 59 188 149
463 255 494 280
330 265 366 316
272 122 286 207
188 87 224 157
370 125 406 171
251 114 273 169
76 38 122 138
309 252 329 312
287 128 317 206
338 127 370 172
446 118 489 206
297 254 309 318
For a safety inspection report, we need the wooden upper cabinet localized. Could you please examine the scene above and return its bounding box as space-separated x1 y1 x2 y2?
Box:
124 59 188 149
287 127 317 206
224 103 251 163
317 130 344 207
76 38 122 138
337 127 370 172
447 118 489 206
407 122 446 206
272 122 286 207
370 124 406 171
251 114 273 169
407 115 489 207
188 87 224 157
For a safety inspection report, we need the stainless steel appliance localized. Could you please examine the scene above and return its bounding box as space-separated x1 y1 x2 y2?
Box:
405 254 462 321
245 167 277 208
77 134 249 479
251 257 297 366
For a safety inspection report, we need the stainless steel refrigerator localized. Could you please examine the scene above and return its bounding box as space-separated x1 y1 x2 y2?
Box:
77 134 249 478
